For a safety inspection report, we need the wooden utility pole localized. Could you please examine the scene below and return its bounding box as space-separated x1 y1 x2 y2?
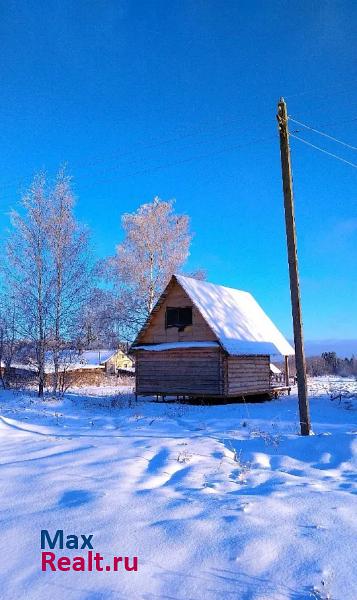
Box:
277 98 311 436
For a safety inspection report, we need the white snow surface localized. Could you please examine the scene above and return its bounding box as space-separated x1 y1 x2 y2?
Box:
0 376 356 599
176 274 295 357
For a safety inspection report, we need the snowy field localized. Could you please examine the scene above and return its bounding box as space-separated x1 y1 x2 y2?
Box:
0 377 356 600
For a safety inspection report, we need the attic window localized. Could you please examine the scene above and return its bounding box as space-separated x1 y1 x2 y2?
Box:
165 307 192 330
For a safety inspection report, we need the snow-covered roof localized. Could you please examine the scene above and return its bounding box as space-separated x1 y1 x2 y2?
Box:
82 350 117 365
175 275 294 357
2 361 104 374
42 349 119 370
135 342 220 352
270 362 281 374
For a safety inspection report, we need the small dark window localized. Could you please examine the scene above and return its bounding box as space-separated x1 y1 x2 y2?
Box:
166 307 192 330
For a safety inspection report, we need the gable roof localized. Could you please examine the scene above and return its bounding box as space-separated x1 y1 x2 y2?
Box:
176 275 294 356
133 275 294 356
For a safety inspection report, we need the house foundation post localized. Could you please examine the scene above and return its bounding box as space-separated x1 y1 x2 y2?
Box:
284 355 290 386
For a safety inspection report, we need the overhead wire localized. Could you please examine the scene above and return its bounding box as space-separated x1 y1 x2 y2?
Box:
0 117 268 193
79 133 277 187
289 117 357 151
0 132 277 204
1 94 356 193
1 106 356 202
289 133 357 169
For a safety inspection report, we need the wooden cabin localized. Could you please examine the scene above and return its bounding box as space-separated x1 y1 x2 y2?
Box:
131 275 295 400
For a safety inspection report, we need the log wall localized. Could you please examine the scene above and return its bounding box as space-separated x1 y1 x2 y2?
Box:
225 355 270 396
135 347 223 396
136 350 272 398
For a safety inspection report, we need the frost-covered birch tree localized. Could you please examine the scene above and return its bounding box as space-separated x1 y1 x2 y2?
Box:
105 197 192 335
79 287 122 349
5 169 91 395
47 168 91 393
0 293 18 388
6 174 51 396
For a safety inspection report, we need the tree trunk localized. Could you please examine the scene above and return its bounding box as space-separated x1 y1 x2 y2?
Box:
148 252 155 314
38 377 44 397
38 351 45 397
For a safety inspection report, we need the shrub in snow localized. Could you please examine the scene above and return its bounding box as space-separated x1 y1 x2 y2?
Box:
177 450 192 463
249 427 281 447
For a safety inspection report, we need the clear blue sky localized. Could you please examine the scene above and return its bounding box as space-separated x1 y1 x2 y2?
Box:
0 1 356 341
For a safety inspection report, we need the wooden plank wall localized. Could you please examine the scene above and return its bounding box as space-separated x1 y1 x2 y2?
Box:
138 281 216 344
225 355 270 395
136 347 223 396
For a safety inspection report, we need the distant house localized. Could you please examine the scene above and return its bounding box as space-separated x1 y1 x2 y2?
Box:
81 349 134 374
5 349 134 388
131 274 294 400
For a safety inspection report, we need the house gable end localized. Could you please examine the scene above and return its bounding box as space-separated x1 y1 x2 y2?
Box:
132 276 220 346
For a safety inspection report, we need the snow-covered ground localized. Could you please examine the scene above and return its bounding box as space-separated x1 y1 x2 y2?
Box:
0 377 356 600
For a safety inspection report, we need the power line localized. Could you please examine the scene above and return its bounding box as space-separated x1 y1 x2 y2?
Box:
289 117 357 151
300 115 357 129
0 116 269 192
1 108 357 201
290 133 357 169
1 96 356 193
0 133 277 204
55 133 279 192
1 125 356 204
69 115 357 186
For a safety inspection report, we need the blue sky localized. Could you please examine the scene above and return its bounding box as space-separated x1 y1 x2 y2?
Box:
0 0 356 341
